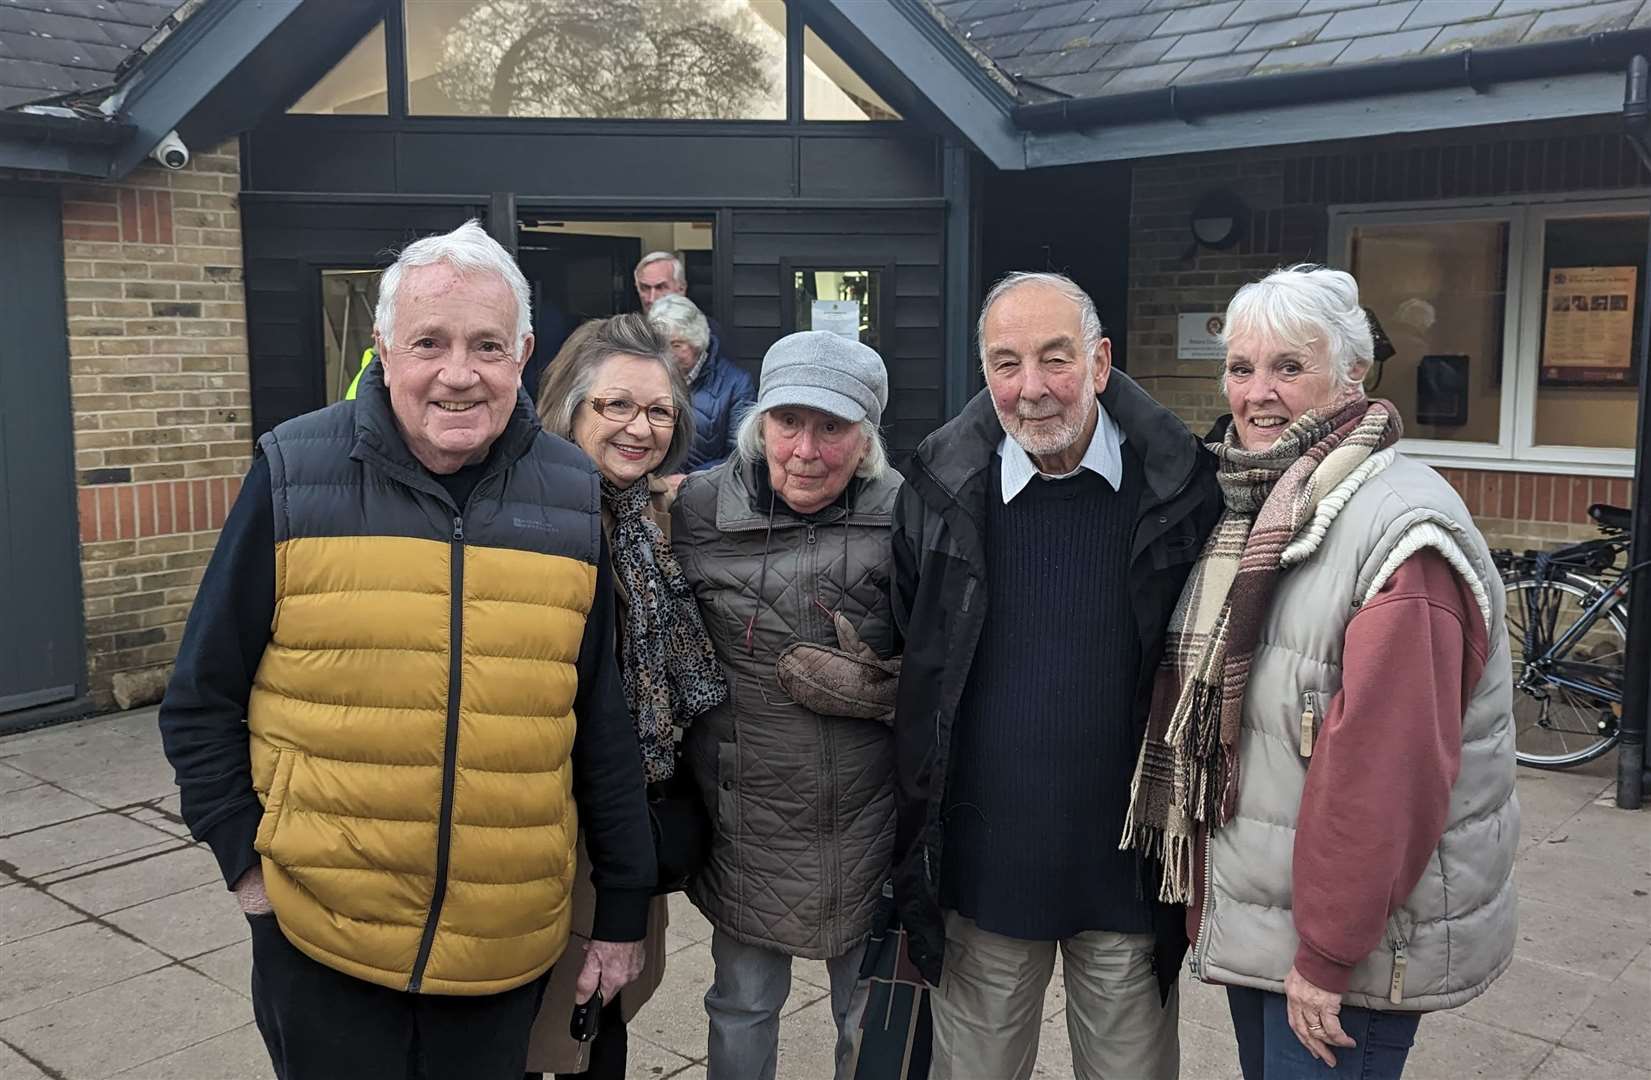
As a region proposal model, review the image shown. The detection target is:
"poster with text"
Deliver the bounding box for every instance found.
[1541,265,1637,385]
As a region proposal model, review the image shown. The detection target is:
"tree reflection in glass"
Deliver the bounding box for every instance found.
[408,0,787,119]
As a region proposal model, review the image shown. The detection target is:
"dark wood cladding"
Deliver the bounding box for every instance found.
[730,208,945,454]
[244,119,943,203]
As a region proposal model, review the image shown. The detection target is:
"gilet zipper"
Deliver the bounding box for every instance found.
[408,512,465,991]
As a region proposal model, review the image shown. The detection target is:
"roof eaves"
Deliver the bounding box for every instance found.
[1013,25,1651,131]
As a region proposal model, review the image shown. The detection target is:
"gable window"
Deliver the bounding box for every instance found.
[289,21,388,114]
[803,27,900,121]
[403,0,788,119]
[1333,196,1642,476]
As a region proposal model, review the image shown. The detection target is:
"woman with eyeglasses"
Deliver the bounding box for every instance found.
[525,314,729,1079]
[670,331,903,1080]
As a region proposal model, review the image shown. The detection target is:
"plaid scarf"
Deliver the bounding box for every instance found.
[1121,397,1401,901]
[602,477,727,783]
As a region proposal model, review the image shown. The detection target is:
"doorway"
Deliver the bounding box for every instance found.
[515,215,716,399]
[0,188,87,726]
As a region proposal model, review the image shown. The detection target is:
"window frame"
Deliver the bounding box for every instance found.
[1329,191,1646,478]
[370,1,904,127]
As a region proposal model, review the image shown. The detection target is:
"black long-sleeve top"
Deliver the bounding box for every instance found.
[157,454,654,941]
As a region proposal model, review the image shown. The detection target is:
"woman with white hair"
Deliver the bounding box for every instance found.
[1122,265,1517,1079]
[670,330,902,1080]
[647,293,755,477]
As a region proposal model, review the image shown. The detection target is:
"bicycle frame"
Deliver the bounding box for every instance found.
[1516,559,1637,705]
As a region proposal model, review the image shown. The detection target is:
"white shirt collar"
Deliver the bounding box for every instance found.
[998,401,1126,504]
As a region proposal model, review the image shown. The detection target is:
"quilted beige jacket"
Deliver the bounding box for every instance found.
[672,458,901,959]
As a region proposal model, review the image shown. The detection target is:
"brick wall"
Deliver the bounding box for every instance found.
[1125,118,1640,552]
[57,142,251,707]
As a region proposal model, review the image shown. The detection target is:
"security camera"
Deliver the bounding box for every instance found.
[151,130,189,171]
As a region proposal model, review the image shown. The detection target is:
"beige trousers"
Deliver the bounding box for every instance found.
[931,911,1179,1080]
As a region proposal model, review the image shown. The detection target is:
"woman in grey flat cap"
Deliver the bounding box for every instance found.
[670,330,904,1080]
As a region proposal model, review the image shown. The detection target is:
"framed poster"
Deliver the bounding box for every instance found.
[1540,265,1637,385]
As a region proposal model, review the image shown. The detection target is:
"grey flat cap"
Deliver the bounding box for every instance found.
[756,331,888,427]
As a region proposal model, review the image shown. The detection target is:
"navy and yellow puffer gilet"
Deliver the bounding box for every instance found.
[247,367,600,996]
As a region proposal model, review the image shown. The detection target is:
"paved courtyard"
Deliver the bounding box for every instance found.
[1,707,1647,1079]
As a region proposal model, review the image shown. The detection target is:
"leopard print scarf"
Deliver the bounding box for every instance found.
[602,477,728,782]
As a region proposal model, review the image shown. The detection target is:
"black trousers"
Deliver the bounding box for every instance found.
[247,914,550,1080]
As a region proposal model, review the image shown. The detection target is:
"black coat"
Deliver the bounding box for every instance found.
[887,373,1221,1001]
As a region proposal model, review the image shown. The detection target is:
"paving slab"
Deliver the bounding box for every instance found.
[1455,956,1610,1043]
[630,938,716,1062]
[1028,1007,1073,1078]
[45,842,220,916]
[1177,1019,1245,1080]
[111,1021,273,1080]
[0,812,174,878]
[624,1032,701,1079]
[0,886,85,946]
[0,922,169,1021]
[185,940,253,1000]
[0,728,154,785]
[1558,947,1651,1070]
[1515,841,1651,928]
[0,784,103,837]
[0,764,40,797]
[664,891,713,955]
[103,880,250,961]
[63,754,184,810]
[1513,895,1649,981]
[0,1038,49,1079]
[0,965,250,1080]
[1403,1009,1553,1079]
[773,993,844,1080]
[1530,1045,1651,1080]
[93,708,161,743]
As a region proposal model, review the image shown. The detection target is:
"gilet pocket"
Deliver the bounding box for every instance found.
[253,748,297,857]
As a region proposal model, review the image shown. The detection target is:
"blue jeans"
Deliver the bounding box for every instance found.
[1226,987,1421,1080]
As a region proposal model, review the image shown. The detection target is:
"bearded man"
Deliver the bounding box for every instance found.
[887,272,1221,1080]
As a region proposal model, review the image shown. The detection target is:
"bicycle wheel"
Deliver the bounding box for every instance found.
[1504,573,1627,769]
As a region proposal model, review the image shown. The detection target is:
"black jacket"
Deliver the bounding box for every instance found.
[888,373,1221,1000]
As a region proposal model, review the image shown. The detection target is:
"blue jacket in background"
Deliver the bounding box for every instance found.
[684,330,756,472]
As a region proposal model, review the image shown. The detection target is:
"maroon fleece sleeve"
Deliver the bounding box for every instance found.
[1291,548,1489,993]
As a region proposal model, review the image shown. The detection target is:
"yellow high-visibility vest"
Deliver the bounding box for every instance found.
[344,347,375,401]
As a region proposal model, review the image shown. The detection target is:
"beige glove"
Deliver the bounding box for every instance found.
[776,611,901,723]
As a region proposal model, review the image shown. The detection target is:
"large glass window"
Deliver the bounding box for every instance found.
[1350,220,1509,445]
[1533,213,1643,451]
[289,22,389,115]
[404,0,787,119]
[803,27,900,121]
[1334,198,1642,475]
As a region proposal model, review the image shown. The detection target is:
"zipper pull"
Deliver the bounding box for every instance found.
[1389,942,1408,1004]
[1300,700,1316,758]
[805,524,817,545]
[452,515,464,543]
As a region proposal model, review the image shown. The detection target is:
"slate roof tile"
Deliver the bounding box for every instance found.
[1427,12,1540,52]
[1318,1,1419,38]
[917,0,1651,104]
[1399,0,1500,29]
[1333,25,1439,63]
[1224,0,1310,25]
[1162,24,1253,60]
[1527,0,1643,38]
[1236,12,1332,49]
[0,0,185,110]
[1156,0,1244,34]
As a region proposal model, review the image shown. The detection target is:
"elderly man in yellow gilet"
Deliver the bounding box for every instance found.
[158,221,657,1080]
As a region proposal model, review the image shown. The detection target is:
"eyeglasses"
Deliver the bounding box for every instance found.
[588,397,681,428]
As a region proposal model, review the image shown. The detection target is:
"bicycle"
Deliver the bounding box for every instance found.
[1493,503,1639,770]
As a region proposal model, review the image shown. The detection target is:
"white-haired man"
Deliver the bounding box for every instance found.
[888,273,1222,1079]
[159,220,655,1079]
